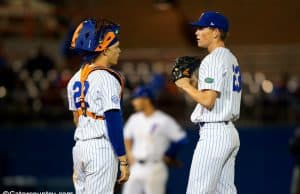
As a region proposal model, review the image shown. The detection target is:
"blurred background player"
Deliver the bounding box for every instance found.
[67,18,129,193]
[122,86,188,194]
[174,11,241,193]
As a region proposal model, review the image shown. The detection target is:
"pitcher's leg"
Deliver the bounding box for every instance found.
[186,126,236,194]
[215,147,239,194]
[186,140,223,194]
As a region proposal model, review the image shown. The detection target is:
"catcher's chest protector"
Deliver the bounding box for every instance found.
[77,64,125,120]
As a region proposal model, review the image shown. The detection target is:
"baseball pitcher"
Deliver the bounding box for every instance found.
[172,11,242,194]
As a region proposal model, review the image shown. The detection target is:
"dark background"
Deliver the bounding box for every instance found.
[0,0,299,193]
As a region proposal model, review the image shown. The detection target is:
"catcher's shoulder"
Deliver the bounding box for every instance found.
[90,69,122,83]
[67,70,81,88]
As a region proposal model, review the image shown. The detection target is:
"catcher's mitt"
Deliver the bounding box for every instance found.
[171,56,201,82]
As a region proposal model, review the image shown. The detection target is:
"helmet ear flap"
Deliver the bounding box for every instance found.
[94,32,116,52]
[97,19,120,44]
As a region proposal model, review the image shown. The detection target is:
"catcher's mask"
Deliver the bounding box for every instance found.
[70,18,120,53]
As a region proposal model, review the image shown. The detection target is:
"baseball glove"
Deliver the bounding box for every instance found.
[171,56,201,82]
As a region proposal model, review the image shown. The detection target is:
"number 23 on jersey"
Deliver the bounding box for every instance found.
[73,81,90,108]
[232,65,242,93]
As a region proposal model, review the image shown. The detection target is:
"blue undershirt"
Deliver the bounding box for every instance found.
[104,109,126,157]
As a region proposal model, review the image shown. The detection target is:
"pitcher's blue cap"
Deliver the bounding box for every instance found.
[131,86,154,101]
[191,11,229,32]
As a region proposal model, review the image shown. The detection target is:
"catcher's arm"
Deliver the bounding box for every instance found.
[73,111,79,127]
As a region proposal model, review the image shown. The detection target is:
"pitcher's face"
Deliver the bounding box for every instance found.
[195,27,216,48]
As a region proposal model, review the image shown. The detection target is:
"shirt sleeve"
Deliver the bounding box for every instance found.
[124,115,134,139]
[67,79,77,111]
[164,117,186,142]
[98,71,122,112]
[199,56,225,92]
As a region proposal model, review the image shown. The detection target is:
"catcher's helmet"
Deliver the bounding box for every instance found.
[71,18,120,53]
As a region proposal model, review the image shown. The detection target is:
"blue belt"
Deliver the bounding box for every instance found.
[199,121,229,127]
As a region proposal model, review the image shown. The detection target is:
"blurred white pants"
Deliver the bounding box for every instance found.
[122,160,168,194]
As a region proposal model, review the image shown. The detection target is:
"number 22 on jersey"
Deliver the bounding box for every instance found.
[232,65,242,93]
[73,81,90,108]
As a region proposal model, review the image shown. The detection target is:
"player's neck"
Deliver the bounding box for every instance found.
[207,40,225,53]
[143,106,156,117]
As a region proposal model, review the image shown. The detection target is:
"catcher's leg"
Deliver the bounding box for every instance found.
[145,162,168,194]
[186,125,235,194]
[84,139,118,194]
[72,142,85,194]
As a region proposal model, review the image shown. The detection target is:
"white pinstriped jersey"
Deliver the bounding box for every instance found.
[67,69,122,141]
[191,47,242,123]
[124,110,186,161]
